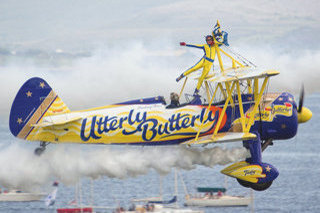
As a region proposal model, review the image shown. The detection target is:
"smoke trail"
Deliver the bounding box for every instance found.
[1,42,319,120]
[0,144,248,191]
[0,42,183,119]
[236,45,320,94]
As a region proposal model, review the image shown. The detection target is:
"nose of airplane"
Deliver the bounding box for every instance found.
[297,107,312,123]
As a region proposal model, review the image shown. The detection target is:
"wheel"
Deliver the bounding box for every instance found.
[34,147,45,156]
[250,181,273,191]
[237,178,252,188]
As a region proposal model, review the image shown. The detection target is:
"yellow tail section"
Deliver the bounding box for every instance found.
[44,96,70,116]
[9,77,71,140]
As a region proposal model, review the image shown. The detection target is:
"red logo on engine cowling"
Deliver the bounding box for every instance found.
[284,102,292,108]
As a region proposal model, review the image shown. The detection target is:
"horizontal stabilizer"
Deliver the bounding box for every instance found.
[183,132,257,145]
[32,116,82,128]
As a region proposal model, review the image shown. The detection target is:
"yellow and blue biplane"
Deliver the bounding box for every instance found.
[9,21,312,191]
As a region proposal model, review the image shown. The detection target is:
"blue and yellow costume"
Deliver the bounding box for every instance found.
[177,22,229,95]
[177,42,216,94]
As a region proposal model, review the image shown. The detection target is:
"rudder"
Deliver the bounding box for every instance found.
[9,77,70,139]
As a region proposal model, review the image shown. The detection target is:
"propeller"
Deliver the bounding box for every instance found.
[297,84,304,113]
[297,84,312,123]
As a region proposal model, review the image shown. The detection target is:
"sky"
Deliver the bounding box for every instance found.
[0,0,319,119]
[0,0,319,50]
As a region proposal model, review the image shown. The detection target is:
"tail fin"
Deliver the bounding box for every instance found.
[9,77,70,139]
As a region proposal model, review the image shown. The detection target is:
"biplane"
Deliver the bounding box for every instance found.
[9,21,312,191]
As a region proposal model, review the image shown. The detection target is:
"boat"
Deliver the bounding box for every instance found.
[184,187,252,207]
[122,195,204,213]
[56,180,93,213]
[56,207,93,213]
[56,180,113,213]
[57,205,114,213]
[120,170,204,213]
[0,189,46,202]
[121,203,203,213]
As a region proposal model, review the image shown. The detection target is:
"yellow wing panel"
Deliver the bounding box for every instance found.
[183,132,257,145]
[207,68,279,83]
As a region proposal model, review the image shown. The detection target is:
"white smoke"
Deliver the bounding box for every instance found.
[237,45,320,94]
[0,41,183,120]
[0,144,248,191]
[1,41,320,121]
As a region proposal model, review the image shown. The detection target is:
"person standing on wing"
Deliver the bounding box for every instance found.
[176,35,216,96]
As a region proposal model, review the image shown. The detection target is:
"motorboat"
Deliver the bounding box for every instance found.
[120,170,203,213]
[0,189,45,202]
[121,203,203,213]
[184,187,251,207]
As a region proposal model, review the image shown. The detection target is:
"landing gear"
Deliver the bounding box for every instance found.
[222,133,279,191]
[261,138,273,152]
[237,178,273,191]
[34,142,48,156]
[251,181,273,191]
[237,178,251,188]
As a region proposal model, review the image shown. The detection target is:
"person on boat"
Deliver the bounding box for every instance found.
[204,192,210,199]
[128,203,136,211]
[147,204,155,211]
[217,190,223,197]
[115,207,125,213]
[209,192,213,198]
[176,35,216,96]
[167,92,180,108]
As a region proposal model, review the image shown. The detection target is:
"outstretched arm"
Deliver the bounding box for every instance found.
[180,42,204,49]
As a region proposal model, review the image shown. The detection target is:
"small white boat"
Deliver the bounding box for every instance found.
[0,190,45,202]
[184,187,251,207]
[131,196,163,203]
[122,203,203,213]
[121,170,203,213]
[122,196,203,213]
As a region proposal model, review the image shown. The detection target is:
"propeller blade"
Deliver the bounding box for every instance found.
[298,84,304,113]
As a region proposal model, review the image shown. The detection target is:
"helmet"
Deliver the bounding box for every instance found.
[205,35,214,45]
[205,35,213,41]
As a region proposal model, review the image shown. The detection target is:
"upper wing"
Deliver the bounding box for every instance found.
[205,67,279,83]
[183,132,257,145]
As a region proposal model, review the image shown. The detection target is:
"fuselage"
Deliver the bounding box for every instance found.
[24,92,298,145]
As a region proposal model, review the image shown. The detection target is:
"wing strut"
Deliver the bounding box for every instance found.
[195,82,220,141]
[244,77,269,133]
[212,81,236,136]
[204,81,211,102]
[193,76,269,143]
[236,81,246,131]
[178,77,188,100]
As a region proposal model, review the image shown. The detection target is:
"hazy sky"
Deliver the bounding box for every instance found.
[0,0,319,119]
[0,0,319,50]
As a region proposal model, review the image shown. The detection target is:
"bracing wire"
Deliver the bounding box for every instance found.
[223,46,257,68]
